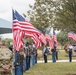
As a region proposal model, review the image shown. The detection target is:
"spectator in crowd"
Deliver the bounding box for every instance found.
[56,47,59,60]
[29,43,35,67]
[67,43,73,62]
[14,48,25,75]
[24,42,30,70]
[51,42,56,62]
[9,42,13,52]
[43,45,49,63]
[32,42,37,64]
[33,43,37,64]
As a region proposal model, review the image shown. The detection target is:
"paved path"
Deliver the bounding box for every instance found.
[37,60,76,63]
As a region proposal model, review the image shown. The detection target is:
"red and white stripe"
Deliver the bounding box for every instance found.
[13,20,40,35]
[13,19,42,50]
[52,35,58,46]
[25,32,41,48]
[39,33,46,46]
[12,23,24,51]
[45,34,54,49]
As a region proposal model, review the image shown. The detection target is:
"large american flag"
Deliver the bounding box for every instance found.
[12,10,25,51]
[24,32,41,48]
[12,10,42,50]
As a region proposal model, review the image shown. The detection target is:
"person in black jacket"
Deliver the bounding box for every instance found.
[51,42,56,62]
[43,45,49,63]
[67,43,73,62]
[24,42,31,70]
[14,48,24,75]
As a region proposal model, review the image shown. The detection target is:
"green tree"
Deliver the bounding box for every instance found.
[57,31,68,46]
[25,0,54,33]
[5,38,12,47]
[24,0,76,33]
[57,31,74,46]
[53,0,76,32]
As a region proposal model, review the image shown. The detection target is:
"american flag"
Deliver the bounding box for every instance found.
[68,32,76,42]
[73,34,76,42]
[13,10,40,35]
[12,10,24,51]
[12,10,42,50]
[24,32,41,48]
[68,31,74,38]
[39,33,46,46]
[33,33,41,48]
[52,30,58,46]
[45,30,54,49]
[37,29,46,46]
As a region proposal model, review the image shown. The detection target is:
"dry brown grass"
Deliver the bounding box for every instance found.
[37,50,43,59]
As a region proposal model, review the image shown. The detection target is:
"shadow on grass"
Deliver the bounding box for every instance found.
[66,74,76,75]
[65,55,76,57]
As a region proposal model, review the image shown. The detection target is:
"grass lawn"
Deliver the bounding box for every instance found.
[40,50,76,60]
[24,62,76,75]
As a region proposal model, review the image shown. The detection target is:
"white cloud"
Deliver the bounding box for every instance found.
[0,0,11,13]
[0,0,34,38]
[0,10,12,22]
[0,0,12,21]
[12,0,34,16]
[0,0,34,22]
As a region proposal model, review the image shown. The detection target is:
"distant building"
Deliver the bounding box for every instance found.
[0,18,12,34]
